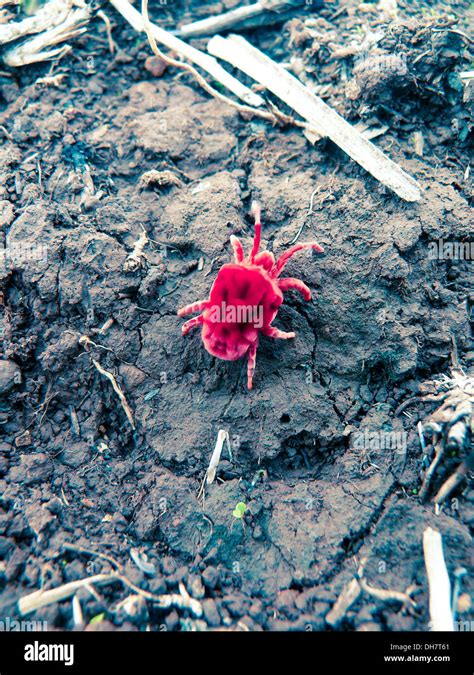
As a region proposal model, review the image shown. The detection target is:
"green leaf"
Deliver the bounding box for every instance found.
[232,502,247,519]
[89,613,105,626]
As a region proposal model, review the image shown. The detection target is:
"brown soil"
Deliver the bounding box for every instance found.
[0,0,472,631]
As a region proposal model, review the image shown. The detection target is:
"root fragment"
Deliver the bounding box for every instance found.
[123,228,149,273]
[326,557,418,628]
[418,370,473,503]
[357,577,417,609]
[91,359,135,430]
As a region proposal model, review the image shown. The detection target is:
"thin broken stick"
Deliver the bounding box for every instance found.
[21,543,203,618]
[140,0,295,128]
[97,9,116,55]
[355,556,417,609]
[325,577,361,628]
[177,0,310,38]
[198,429,232,500]
[206,429,232,485]
[208,35,422,202]
[423,527,454,631]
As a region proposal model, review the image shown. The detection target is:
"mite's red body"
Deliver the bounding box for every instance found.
[178,203,324,389]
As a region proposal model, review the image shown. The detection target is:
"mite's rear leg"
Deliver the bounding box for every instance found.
[182,314,204,335]
[247,340,258,389]
[278,277,312,301]
[178,300,208,318]
[230,235,244,263]
[262,326,295,339]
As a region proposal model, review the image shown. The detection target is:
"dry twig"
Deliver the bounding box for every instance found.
[326,577,361,628]
[198,429,232,500]
[177,0,311,38]
[208,34,422,201]
[19,573,121,615]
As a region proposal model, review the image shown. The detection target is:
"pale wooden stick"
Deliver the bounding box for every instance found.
[423,527,454,631]
[178,0,306,38]
[19,573,120,615]
[326,577,361,628]
[197,429,232,500]
[326,557,366,628]
[208,35,422,202]
[179,2,265,38]
[108,0,264,107]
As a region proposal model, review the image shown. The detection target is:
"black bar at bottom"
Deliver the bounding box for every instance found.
[0,630,471,674]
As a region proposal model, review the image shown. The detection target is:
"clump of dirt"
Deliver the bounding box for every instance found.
[0,0,472,631]
[287,10,472,148]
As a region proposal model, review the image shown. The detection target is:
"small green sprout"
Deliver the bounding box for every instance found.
[89,613,105,626]
[232,502,247,519]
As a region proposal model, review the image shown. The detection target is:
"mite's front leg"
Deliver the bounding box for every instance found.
[178,300,208,317]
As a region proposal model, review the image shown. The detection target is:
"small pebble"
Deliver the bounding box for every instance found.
[145,55,168,78]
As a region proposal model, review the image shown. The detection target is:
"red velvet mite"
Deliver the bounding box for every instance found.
[178,202,324,389]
